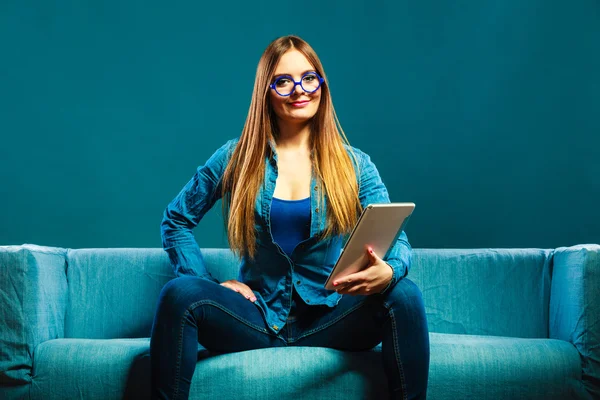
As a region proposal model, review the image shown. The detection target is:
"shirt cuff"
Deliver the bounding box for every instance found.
[165,245,219,283]
[380,259,407,294]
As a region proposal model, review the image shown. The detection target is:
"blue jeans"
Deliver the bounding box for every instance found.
[150,276,430,399]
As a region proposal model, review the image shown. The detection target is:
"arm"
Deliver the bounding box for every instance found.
[356,151,412,291]
[334,150,412,295]
[0,245,67,391]
[549,244,600,398]
[161,139,236,279]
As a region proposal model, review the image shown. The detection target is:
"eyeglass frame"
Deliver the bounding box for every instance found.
[269,71,325,97]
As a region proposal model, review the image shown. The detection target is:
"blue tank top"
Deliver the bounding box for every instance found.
[270,197,311,256]
[270,197,312,317]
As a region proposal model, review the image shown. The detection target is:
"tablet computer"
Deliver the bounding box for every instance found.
[324,202,415,290]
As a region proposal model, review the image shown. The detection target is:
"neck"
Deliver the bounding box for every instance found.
[275,119,311,151]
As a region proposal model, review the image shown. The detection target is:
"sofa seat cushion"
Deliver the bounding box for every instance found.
[31,338,150,400]
[428,333,586,399]
[30,338,387,399]
[31,333,585,400]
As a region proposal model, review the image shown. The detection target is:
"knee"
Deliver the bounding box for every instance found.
[156,276,211,315]
[383,278,425,311]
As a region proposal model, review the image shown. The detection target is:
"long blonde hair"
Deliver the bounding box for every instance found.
[222,35,361,259]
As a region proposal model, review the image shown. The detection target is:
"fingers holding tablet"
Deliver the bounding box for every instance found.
[333,248,393,295]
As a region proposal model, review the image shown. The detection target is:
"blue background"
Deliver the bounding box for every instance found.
[1,1,598,249]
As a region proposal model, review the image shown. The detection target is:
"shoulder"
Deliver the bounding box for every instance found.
[207,138,239,162]
[342,144,373,170]
[221,137,240,154]
[198,138,240,177]
[341,144,384,187]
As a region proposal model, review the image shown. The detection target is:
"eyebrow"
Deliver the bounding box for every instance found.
[272,69,316,79]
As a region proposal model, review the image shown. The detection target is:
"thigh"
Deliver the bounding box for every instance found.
[291,293,387,350]
[157,276,283,352]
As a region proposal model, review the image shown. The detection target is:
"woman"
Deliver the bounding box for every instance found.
[151,35,430,400]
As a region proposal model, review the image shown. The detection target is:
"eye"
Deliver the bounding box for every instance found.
[303,75,316,82]
[274,76,292,87]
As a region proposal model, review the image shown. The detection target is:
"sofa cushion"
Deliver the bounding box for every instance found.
[31,338,151,400]
[31,338,387,399]
[64,248,241,339]
[0,244,67,388]
[429,333,586,399]
[410,248,552,338]
[30,333,585,400]
[65,248,172,339]
[64,247,554,341]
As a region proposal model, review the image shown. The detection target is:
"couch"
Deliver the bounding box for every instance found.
[1,243,598,399]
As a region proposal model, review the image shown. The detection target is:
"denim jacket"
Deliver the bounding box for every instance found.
[161,138,412,334]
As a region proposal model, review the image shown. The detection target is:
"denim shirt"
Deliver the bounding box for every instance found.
[161,138,412,334]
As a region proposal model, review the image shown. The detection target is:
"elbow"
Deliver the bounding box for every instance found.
[160,207,183,249]
[160,209,171,249]
[160,206,196,250]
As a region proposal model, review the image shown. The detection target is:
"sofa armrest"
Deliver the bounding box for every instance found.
[0,244,67,390]
[550,244,600,399]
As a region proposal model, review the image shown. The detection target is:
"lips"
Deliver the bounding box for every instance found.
[290,100,310,107]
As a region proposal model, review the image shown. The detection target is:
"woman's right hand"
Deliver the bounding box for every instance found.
[220,280,257,302]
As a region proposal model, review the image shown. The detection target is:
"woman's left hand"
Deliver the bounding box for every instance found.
[333,247,393,295]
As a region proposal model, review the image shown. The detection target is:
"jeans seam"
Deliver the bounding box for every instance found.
[171,299,276,398]
[189,299,273,334]
[384,300,407,400]
[173,309,187,400]
[289,299,368,343]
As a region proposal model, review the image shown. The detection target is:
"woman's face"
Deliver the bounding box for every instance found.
[269,49,322,126]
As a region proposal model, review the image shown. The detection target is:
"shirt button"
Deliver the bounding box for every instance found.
[314,185,318,191]
[296,280,301,285]
[315,208,320,213]
[306,299,310,304]
[273,325,279,331]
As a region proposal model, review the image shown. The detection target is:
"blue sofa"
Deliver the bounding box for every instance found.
[1,244,598,399]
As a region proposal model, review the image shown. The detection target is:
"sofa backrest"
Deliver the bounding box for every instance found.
[410,248,552,338]
[64,248,239,339]
[62,247,552,340]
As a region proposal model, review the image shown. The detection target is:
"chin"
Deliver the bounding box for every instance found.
[291,108,318,119]
[286,114,316,124]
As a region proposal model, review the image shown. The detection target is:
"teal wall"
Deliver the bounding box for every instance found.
[1,1,598,249]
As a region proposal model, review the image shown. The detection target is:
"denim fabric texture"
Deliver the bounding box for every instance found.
[407,248,553,338]
[26,333,588,400]
[160,138,412,335]
[156,139,421,399]
[1,245,599,399]
[550,245,600,398]
[0,245,67,392]
[150,274,429,399]
[64,248,174,339]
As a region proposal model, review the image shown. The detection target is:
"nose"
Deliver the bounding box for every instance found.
[292,82,306,96]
